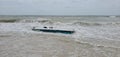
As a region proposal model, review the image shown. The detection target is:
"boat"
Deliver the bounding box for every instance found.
[32,26,75,34]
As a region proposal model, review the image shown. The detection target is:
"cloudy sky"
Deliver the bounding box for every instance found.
[0,0,120,15]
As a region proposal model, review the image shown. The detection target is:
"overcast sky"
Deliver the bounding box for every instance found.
[0,0,120,15]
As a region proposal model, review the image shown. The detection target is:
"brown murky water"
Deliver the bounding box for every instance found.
[0,16,120,57]
[0,32,120,57]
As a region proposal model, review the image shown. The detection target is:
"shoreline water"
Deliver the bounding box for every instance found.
[0,31,120,57]
[0,16,120,57]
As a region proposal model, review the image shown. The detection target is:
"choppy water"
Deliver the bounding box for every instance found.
[0,16,120,47]
[46,16,120,48]
[0,16,120,57]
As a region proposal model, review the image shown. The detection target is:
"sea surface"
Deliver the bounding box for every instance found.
[0,15,120,57]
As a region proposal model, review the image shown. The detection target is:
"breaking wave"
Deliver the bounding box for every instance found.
[71,21,120,26]
[17,19,120,26]
[17,19,54,24]
[72,21,102,26]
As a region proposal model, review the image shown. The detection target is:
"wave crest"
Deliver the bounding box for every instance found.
[17,19,120,26]
[72,21,120,26]
[18,19,54,24]
[72,21,102,26]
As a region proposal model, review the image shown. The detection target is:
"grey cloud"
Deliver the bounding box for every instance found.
[0,0,120,15]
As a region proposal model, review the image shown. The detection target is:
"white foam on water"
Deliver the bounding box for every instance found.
[1,17,120,48]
